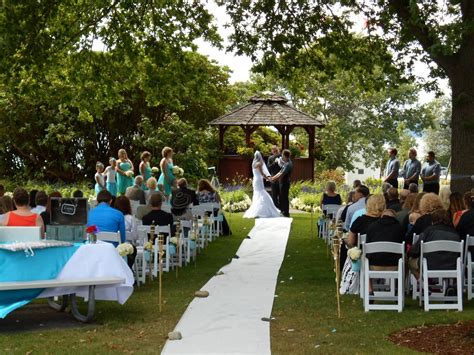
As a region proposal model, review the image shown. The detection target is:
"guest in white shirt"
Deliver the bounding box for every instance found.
[31,191,47,214]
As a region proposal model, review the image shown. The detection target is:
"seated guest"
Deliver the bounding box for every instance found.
[386,187,402,212]
[344,185,370,232]
[196,179,221,204]
[456,192,474,259]
[1,188,45,236]
[171,189,193,222]
[348,194,385,247]
[145,177,162,204]
[337,191,355,223]
[454,192,473,228]
[40,191,62,228]
[29,189,38,208]
[73,190,84,198]
[409,183,419,193]
[410,193,445,243]
[448,192,465,226]
[397,192,417,231]
[320,181,342,216]
[31,191,48,214]
[409,209,461,280]
[366,209,404,292]
[0,195,14,224]
[404,192,426,240]
[177,178,199,205]
[114,195,138,240]
[126,176,146,205]
[353,180,362,189]
[382,182,392,202]
[142,193,175,239]
[113,195,138,268]
[87,190,125,245]
[399,189,410,205]
[439,185,451,210]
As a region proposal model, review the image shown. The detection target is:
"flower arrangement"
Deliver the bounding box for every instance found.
[290,197,322,213]
[151,166,160,176]
[116,243,134,257]
[86,225,99,243]
[144,241,153,251]
[125,170,134,178]
[221,193,252,212]
[169,237,178,245]
[347,247,362,261]
[172,166,184,177]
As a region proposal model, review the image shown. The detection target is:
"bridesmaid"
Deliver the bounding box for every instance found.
[139,151,152,190]
[158,147,175,199]
[116,148,134,196]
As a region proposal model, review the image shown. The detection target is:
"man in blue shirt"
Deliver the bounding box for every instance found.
[345,185,370,231]
[87,190,126,244]
[421,151,441,194]
[384,148,400,189]
[401,148,421,189]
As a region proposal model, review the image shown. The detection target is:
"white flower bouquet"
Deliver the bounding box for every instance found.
[347,247,362,261]
[116,242,134,257]
[144,241,154,252]
[172,166,184,177]
[170,237,178,245]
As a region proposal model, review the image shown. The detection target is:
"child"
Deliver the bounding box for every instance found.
[94,162,106,196]
[104,157,118,197]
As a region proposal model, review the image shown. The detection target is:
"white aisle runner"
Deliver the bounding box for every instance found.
[162,217,293,355]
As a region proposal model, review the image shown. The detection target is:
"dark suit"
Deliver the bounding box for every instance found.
[267,154,281,208]
[179,186,199,205]
[279,159,293,217]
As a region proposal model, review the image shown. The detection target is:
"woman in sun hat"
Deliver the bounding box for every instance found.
[170,189,193,222]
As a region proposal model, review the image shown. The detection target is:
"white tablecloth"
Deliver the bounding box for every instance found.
[38,242,134,304]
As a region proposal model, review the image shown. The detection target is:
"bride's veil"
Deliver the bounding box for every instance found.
[253,150,271,177]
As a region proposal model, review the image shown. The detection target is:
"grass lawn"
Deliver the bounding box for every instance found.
[1,213,473,354]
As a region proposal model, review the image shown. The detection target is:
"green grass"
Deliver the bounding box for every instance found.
[1,213,473,354]
[271,213,474,354]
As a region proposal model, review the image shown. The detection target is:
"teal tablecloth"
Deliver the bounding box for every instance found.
[0,244,81,318]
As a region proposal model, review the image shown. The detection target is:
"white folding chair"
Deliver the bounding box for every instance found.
[0,226,42,242]
[465,235,474,300]
[153,225,173,276]
[322,205,341,243]
[410,234,421,300]
[130,200,141,217]
[358,234,367,299]
[420,240,464,311]
[363,241,405,312]
[179,220,196,264]
[96,231,121,243]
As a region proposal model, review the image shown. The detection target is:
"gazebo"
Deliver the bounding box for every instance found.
[210,93,325,182]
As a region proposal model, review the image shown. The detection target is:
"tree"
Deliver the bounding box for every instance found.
[0,1,234,181]
[220,1,474,192]
[424,97,452,167]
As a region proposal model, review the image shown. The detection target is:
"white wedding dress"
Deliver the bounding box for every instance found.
[244,152,280,219]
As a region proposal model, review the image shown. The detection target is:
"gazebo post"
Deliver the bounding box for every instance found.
[219,125,227,152]
[307,126,315,182]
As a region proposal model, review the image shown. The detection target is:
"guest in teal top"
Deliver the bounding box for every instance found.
[139,151,153,190]
[116,148,134,195]
[158,146,175,199]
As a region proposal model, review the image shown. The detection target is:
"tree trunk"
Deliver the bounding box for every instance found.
[450,67,474,193]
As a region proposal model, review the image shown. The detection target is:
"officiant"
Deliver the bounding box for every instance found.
[267,145,282,209]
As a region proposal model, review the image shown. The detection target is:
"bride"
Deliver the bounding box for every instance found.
[244,151,280,218]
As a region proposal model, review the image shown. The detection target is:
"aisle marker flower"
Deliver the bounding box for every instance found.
[116,243,134,256]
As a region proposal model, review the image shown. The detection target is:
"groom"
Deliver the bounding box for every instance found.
[269,149,293,217]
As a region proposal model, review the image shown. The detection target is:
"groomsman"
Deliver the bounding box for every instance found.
[401,148,421,189]
[270,149,293,217]
[421,151,441,194]
[384,148,400,189]
[267,145,282,208]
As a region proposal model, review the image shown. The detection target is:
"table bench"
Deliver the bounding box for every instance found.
[0,277,125,323]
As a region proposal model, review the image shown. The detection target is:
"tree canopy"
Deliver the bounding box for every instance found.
[220,0,474,191]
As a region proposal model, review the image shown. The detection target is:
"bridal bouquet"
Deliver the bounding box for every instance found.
[172,166,184,177]
[116,243,134,257]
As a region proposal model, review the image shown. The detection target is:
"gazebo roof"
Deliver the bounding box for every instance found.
[210,92,325,127]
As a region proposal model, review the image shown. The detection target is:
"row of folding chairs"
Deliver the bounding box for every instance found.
[358,235,474,312]
[319,204,341,244]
